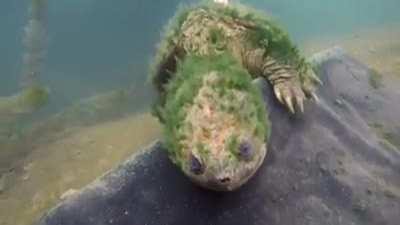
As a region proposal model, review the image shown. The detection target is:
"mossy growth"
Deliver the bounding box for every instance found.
[149,4,193,90]
[227,134,240,157]
[209,26,226,50]
[0,86,48,117]
[201,1,312,75]
[150,0,314,98]
[162,53,269,166]
[20,86,49,110]
[196,142,210,160]
[368,67,383,89]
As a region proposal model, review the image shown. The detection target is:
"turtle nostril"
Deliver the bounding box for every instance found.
[219,177,231,183]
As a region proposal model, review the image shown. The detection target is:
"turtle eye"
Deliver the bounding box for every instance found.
[238,141,254,161]
[190,154,204,175]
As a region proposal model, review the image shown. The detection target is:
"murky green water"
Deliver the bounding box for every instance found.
[0,1,399,225]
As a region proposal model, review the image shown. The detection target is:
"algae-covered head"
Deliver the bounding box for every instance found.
[162,55,270,191]
[181,75,268,191]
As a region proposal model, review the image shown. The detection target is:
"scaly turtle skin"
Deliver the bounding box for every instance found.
[150,2,320,191]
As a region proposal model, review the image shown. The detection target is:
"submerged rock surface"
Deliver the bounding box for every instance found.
[36,48,400,225]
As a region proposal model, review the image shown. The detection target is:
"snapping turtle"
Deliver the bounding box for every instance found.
[150,1,320,191]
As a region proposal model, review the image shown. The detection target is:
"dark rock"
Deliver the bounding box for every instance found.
[35,48,400,225]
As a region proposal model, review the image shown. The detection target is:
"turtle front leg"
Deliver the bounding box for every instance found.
[243,49,309,113]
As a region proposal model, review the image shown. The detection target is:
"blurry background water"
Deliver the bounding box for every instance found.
[2,0,399,103]
[0,0,399,225]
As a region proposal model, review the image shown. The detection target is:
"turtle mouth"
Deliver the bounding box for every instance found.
[219,177,231,183]
[187,161,262,191]
[201,172,252,191]
[184,142,267,191]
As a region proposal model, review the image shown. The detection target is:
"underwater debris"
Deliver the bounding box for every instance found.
[20,0,48,88]
[20,86,49,110]
[368,67,383,89]
[0,86,49,118]
[0,0,49,123]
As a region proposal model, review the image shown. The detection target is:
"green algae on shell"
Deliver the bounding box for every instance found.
[150,1,315,93]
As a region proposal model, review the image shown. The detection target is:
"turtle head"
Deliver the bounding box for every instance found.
[172,72,268,191]
[163,55,269,191]
[184,135,267,191]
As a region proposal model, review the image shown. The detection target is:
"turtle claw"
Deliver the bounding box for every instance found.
[273,78,306,114]
[296,96,304,113]
[315,76,323,86]
[274,85,284,104]
[310,71,323,86]
[285,96,295,114]
[311,92,320,103]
